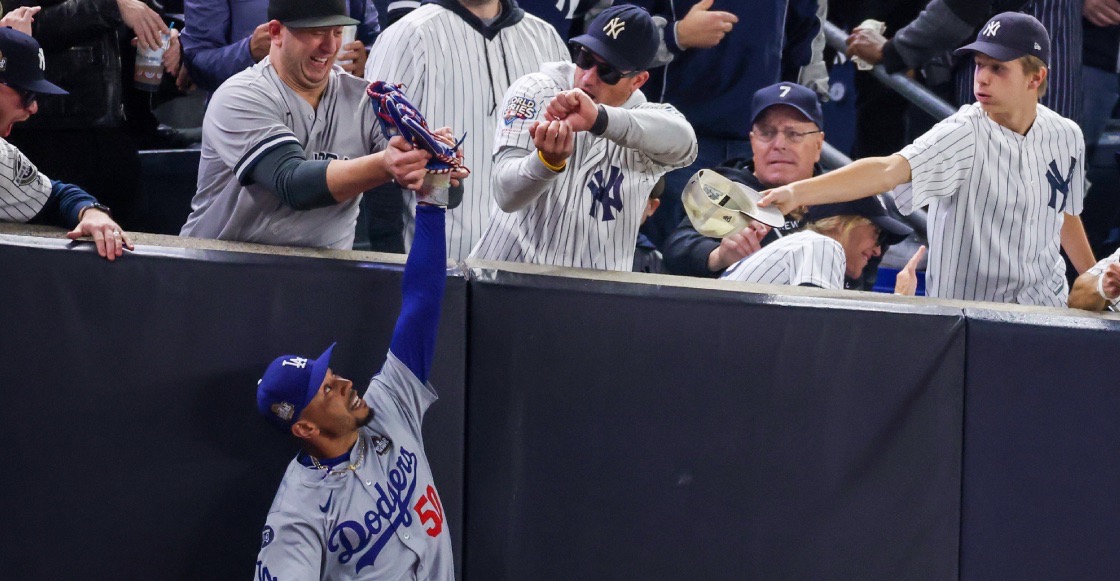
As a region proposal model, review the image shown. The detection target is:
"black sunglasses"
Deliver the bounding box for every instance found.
[1,81,37,108]
[574,47,640,85]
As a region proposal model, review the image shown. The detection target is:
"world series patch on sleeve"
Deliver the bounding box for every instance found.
[503,96,537,126]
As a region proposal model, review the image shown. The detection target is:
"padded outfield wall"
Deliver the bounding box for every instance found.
[2,226,1118,579]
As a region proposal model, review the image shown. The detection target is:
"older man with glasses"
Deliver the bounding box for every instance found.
[470,4,697,271]
[662,82,828,278]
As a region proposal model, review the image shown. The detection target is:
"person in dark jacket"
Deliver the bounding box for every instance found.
[6,0,174,231]
[633,0,821,251]
[663,82,822,278]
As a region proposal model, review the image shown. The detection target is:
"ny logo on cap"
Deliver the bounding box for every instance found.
[982,21,1001,37]
[37,48,44,71]
[603,17,626,39]
[1034,42,1041,50]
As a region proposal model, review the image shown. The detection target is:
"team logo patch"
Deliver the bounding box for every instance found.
[603,17,626,39]
[503,97,536,126]
[982,21,1001,37]
[261,525,275,548]
[587,165,625,221]
[271,402,295,422]
[0,48,6,72]
[13,155,37,187]
[373,435,392,455]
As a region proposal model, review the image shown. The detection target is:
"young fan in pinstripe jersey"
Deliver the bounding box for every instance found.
[469,5,697,271]
[762,12,1095,307]
[365,0,568,261]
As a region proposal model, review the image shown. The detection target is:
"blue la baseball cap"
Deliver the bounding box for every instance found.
[805,197,912,246]
[955,12,1050,66]
[0,27,67,95]
[257,343,335,431]
[570,4,660,72]
[750,83,824,130]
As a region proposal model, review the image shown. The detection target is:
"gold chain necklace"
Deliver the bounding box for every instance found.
[309,437,367,475]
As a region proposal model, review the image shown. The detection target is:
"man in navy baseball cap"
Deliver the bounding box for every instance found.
[568,4,660,106]
[750,82,825,130]
[0,26,67,110]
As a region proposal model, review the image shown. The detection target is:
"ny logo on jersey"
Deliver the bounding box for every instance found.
[603,17,626,39]
[982,20,1001,37]
[555,0,579,19]
[588,166,624,221]
[1045,157,1077,211]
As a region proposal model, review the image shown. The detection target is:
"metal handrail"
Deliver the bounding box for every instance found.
[821,21,957,120]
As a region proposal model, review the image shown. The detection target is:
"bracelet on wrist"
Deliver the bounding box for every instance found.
[537,149,567,172]
[1096,272,1120,304]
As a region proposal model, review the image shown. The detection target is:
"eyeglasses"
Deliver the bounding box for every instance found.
[574,47,640,85]
[0,81,37,108]
[751,126,822,144]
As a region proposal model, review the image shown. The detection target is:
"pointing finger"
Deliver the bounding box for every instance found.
[906,245,927,271]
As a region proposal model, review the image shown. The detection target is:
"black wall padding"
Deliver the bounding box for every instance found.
[0,237,466,580]
[960,309,1120,580]
[465,270,966,580]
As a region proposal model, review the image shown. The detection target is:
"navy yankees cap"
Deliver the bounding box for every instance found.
[257,343,335,431]
[955,12,1050,66]
[804,197,912,246]
[751,83,823,130]
[0,28,66,96]
[570,4,660,72]
[268,0,359,28]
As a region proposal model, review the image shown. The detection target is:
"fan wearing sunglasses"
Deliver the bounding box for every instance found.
[0,27,133,261]
[470,4,698,272]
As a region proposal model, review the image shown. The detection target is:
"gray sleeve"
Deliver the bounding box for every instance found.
[600,103,698,168]
[889,0,977,71]
[246,142,336,211]
[491,145,564,212]
[254,512,323,579]
[797,0,830,100]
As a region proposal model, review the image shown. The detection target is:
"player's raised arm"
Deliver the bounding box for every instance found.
[758,153,913,215]
[388,203,447,384]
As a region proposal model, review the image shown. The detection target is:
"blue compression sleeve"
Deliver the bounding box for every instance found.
[389,205,447,383]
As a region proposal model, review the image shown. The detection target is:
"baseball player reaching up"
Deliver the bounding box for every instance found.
[760,12,1095,307]
[254,201,453,579]
[469,4,698,271]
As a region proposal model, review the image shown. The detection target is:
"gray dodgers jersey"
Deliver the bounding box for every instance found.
[255,353,453,580]
[0,137,53,223]
[721,230,846,290]
[182,58,386,249]
[470,61,697,271]
[365,4,568,260]
[894,103,1085,306]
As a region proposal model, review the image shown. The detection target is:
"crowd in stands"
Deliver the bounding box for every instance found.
[4,0,1120,312]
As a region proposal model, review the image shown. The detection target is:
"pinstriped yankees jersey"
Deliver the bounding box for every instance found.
[181,58,385,249]
[1088,247,1120,277]
[469,61,697,271]
[720,230,846,290]
[0,137,52,223]
[365,3,568,260]
[893,103,1084,306]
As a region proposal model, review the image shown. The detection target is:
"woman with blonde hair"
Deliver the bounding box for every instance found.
[721,197,919,293]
